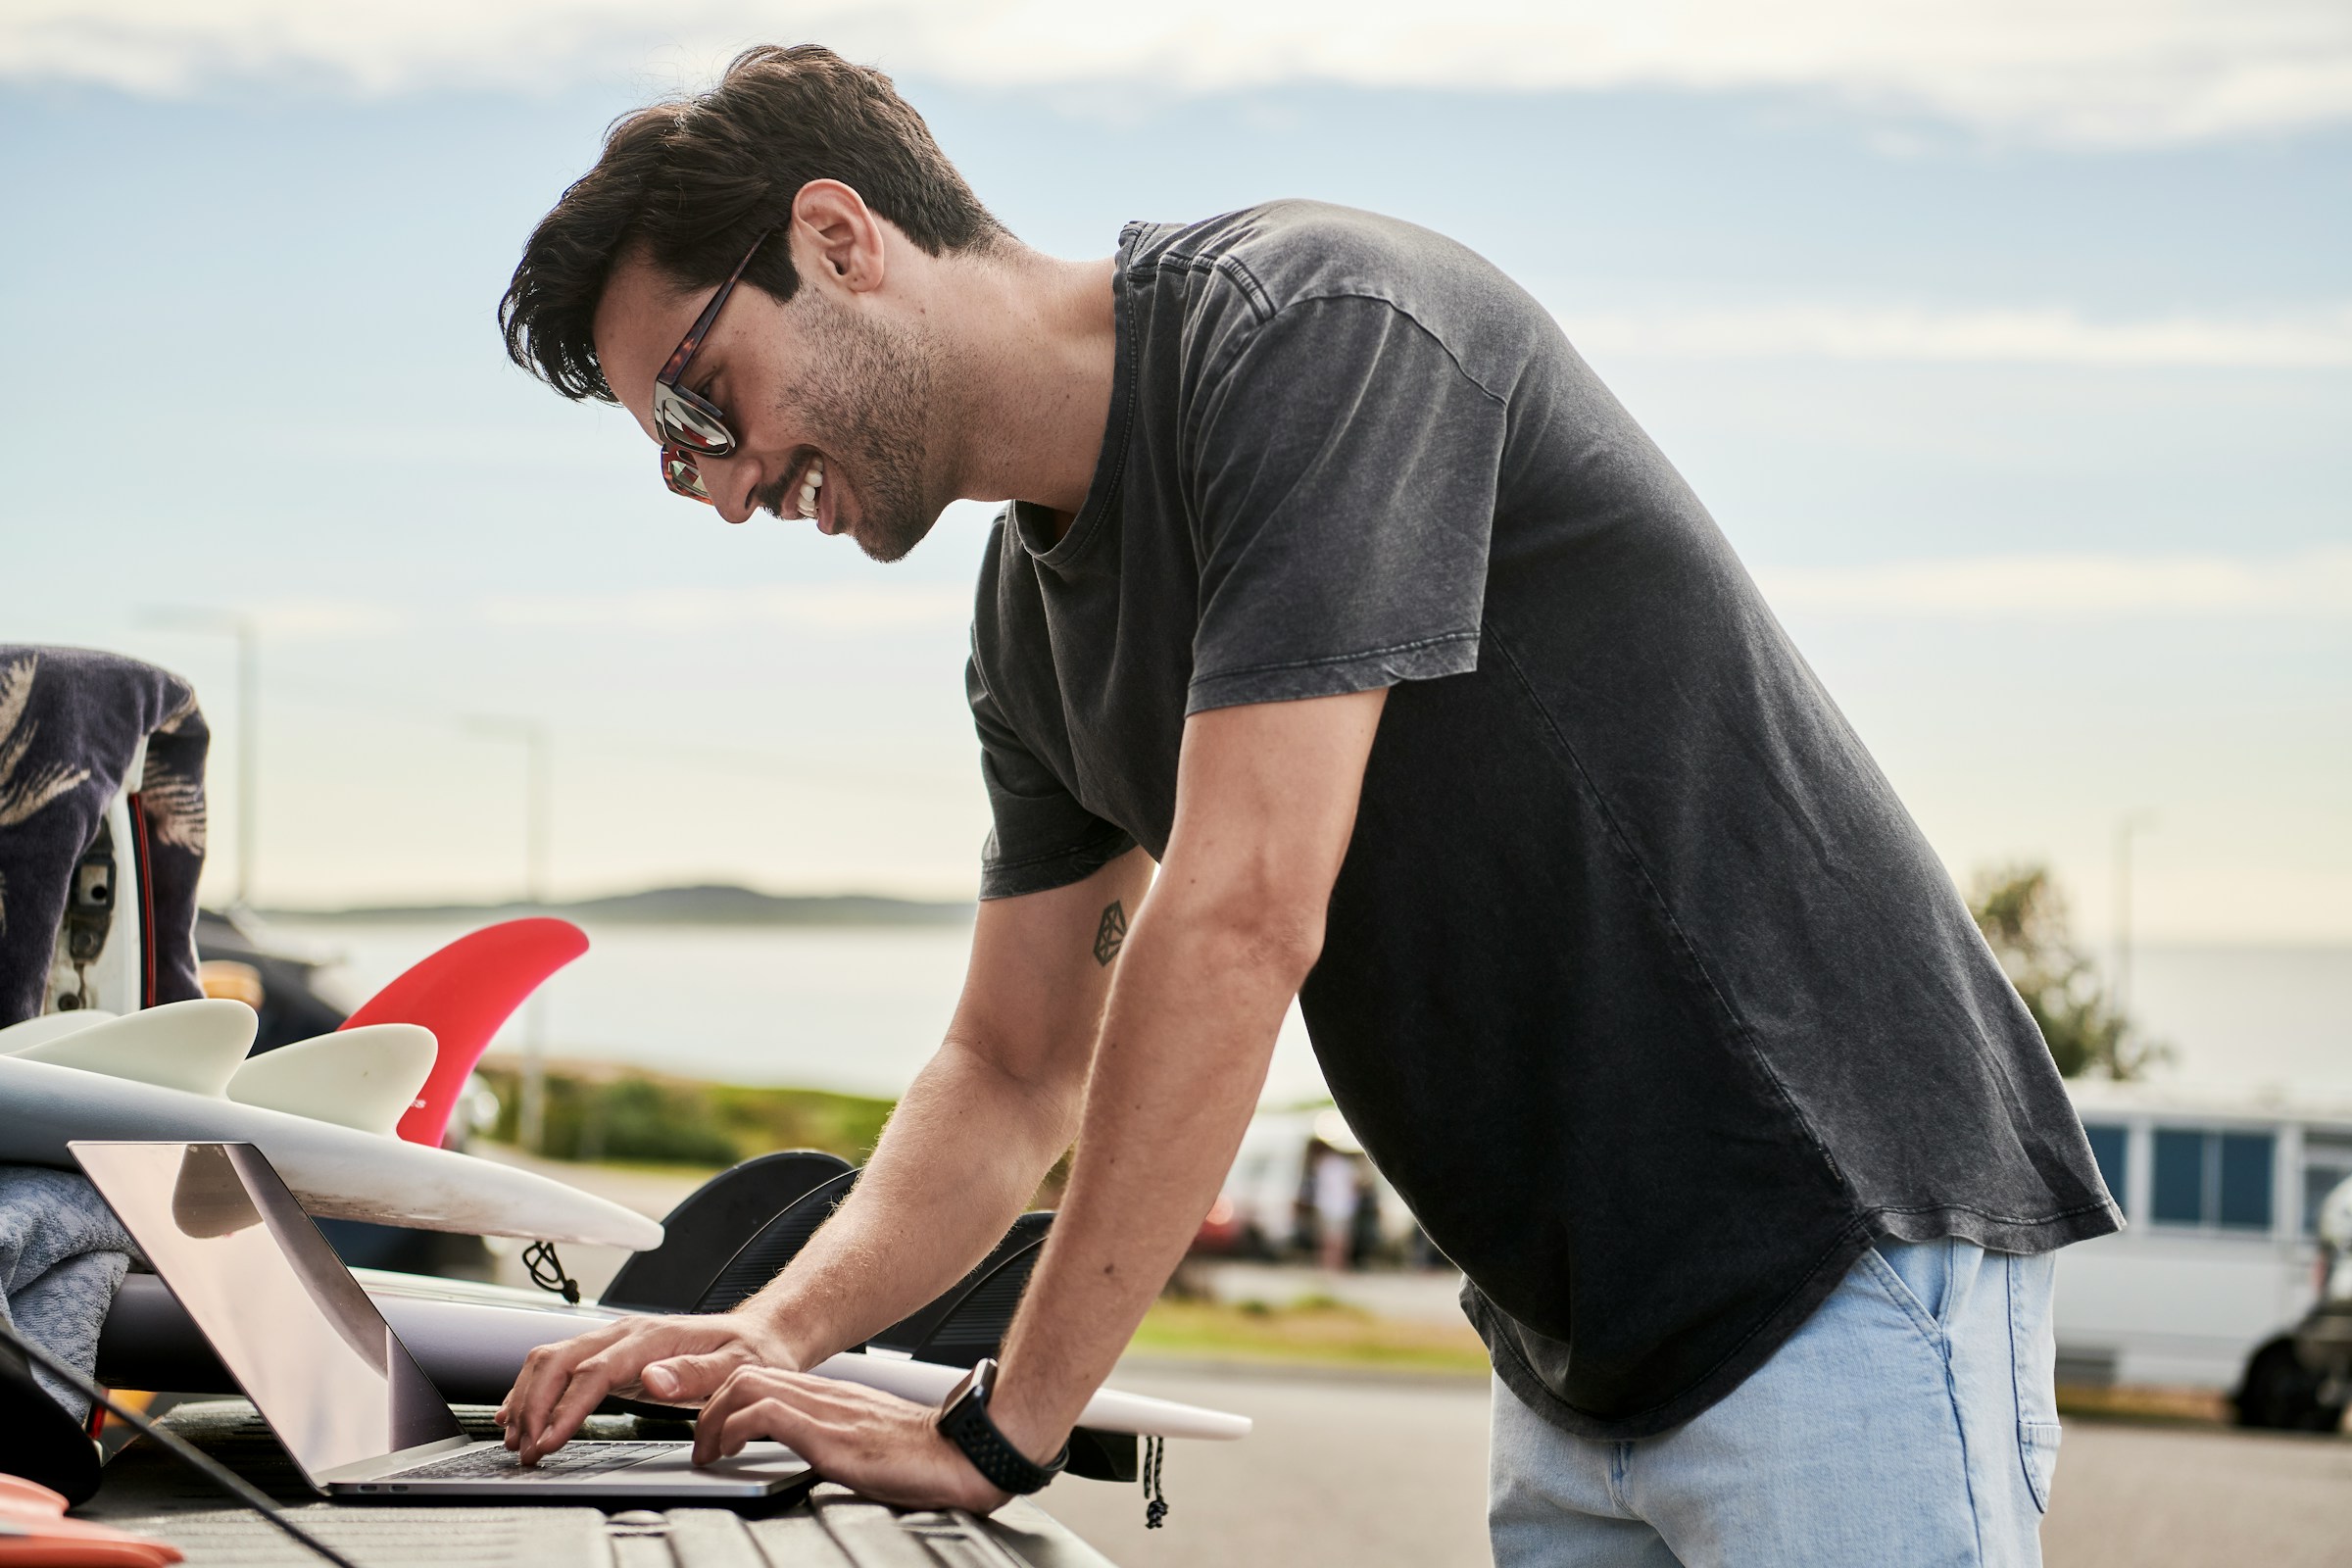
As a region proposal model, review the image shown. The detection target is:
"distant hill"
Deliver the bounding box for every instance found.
[263,882,974,927]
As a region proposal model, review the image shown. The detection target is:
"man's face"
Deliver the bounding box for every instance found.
[594,245,943,563]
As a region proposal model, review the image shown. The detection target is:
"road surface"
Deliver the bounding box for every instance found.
[1049,1361,2352,1567]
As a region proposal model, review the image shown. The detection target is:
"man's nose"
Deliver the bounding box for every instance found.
[708,456,759,526]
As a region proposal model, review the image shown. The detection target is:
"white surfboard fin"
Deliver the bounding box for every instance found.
[0,1011,119,1052]
[225,1024,438,1136]
[7,999,256,1098]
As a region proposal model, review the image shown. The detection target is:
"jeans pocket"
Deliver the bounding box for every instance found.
[2017,1419,2062,1513]
[2008,1250,2063,1514]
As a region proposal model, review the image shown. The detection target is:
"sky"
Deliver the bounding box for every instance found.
[0,1,2345,944]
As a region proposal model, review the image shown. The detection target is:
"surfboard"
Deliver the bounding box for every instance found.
[0,1009,118,1051]
[223,1023,437,1134]
[7,1003,437,1135]
[0,1054,662,1249]
[98,1273,1251,1441]
[5,1000,256,1098]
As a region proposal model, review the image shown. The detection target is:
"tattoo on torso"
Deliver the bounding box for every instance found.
[1093,900,1128,966]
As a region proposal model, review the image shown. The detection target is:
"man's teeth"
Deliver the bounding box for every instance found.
[796,459,826,519]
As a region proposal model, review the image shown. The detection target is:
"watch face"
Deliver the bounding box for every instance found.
[942,1355,996,1414]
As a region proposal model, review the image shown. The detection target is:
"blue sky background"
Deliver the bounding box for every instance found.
[0,7,2345,942]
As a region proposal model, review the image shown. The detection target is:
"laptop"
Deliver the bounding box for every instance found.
[74,1140,815,1502]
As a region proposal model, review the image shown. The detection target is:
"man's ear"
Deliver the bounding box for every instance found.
[790,179,887,295]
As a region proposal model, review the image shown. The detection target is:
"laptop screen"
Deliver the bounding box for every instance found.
[75,1141,463,1480]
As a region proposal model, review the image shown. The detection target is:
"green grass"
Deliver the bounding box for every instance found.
[2054,1383,2231,1427]
[1132,1296,1492,1376]
[475,1060,894,1167]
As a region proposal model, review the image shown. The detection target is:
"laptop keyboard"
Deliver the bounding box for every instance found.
[388,1441,674,1482]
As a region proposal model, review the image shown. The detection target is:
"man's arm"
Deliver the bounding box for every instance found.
[500,847,1153,1463]
[689,688,1387,1505]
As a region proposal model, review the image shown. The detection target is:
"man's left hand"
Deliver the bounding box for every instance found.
[692,1366,1017,1513]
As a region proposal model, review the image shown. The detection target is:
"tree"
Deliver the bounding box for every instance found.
[1968,863,2163,1080]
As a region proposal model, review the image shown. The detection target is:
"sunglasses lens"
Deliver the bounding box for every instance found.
[662,447,711,503]
[653,382,735,456]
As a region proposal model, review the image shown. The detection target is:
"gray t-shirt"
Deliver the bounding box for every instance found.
[966,201,2119,1438]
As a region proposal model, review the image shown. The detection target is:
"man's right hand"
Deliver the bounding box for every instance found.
[496,1311,796,1465]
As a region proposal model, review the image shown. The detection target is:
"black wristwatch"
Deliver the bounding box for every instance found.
[936,1357,1068,1495]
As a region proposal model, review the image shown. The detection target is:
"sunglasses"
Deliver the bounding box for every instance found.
[654,229,773,504]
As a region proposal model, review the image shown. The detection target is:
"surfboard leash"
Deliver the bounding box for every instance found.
[520,1239,582,1304]
[1142,1433,1168,1528]
[0,1316,366,1568]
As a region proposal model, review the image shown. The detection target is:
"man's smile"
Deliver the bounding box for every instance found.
[760,449,843,535]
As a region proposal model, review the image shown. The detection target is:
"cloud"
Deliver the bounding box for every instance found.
[473,582,973,633]
[4,0,2348,147]
[1566,303,2352,368]
[1756,548,2352,618]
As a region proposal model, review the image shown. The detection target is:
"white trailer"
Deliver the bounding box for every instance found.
[2056,1079,2352,1422]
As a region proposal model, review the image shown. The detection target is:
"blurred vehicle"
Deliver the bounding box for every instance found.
[1194,1106,1420,1263]
[2058,1080,2352,1430]
[195,906,358,1052]
[2277,1173,2352,1430]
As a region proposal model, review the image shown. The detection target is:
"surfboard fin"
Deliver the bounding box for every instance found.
[609,1154,1059,1372]
[866,1210,1054,1366]
[600,1151,855,1312]
[336,918,589,1147]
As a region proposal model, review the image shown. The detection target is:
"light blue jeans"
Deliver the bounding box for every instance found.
[1490,1239,2061,1567]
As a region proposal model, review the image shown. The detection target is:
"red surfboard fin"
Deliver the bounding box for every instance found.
[339,918,589,1147]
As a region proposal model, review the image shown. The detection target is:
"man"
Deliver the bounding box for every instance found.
[495,44,2117,1564]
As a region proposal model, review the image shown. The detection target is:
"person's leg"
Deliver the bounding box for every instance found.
[1625,1238,2058,1568]
[1489,1374,1685,1568]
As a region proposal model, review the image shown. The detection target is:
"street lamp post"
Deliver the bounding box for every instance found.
[2113,808,2159,1030]
[465,716,554,1151]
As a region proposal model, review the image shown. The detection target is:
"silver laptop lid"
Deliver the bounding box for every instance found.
[74,1141,465,1483]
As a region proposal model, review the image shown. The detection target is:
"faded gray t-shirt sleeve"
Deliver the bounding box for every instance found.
[1185,294,1503,714]
[968,652,1138,900]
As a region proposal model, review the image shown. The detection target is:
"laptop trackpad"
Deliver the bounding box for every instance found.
[632,1441,807,1482]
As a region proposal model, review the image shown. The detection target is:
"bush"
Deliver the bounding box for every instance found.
[476,1060,894,1167]
[1968,863,2164,1080]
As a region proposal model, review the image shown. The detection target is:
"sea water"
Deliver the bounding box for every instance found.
[268,919,2350,1106]
[268,917,1334,1103]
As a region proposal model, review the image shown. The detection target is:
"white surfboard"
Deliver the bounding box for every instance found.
[6,1000,256,1098]
[101,1273,1251,1441]
[0,1054,661,1249]
[13,1002,436,1136]
[225,1023,438,1135]
[0,1010,119,1051]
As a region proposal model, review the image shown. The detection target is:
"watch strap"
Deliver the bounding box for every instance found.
[937,1358,1067,1495]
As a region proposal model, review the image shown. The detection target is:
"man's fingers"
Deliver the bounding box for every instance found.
[642,1349,740,1403]
[691,1366,806,1464]
[690,1368,758,1465]
[524,1348,639,1464]
[501,1315,799,1464]
[714,1396,804,1463]
[502,1324,626,1451]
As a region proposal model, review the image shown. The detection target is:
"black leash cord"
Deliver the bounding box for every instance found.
[520,1239,581,1304]
[1142,1434,1168,1529]
[0,1316,366,1568]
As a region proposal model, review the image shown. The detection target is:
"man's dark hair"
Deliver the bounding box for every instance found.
[500,43,1007,402]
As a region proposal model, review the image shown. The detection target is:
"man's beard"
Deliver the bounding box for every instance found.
[784,290,941,564]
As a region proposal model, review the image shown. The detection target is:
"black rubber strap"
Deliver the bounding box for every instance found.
[936,1358,1066,1495]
